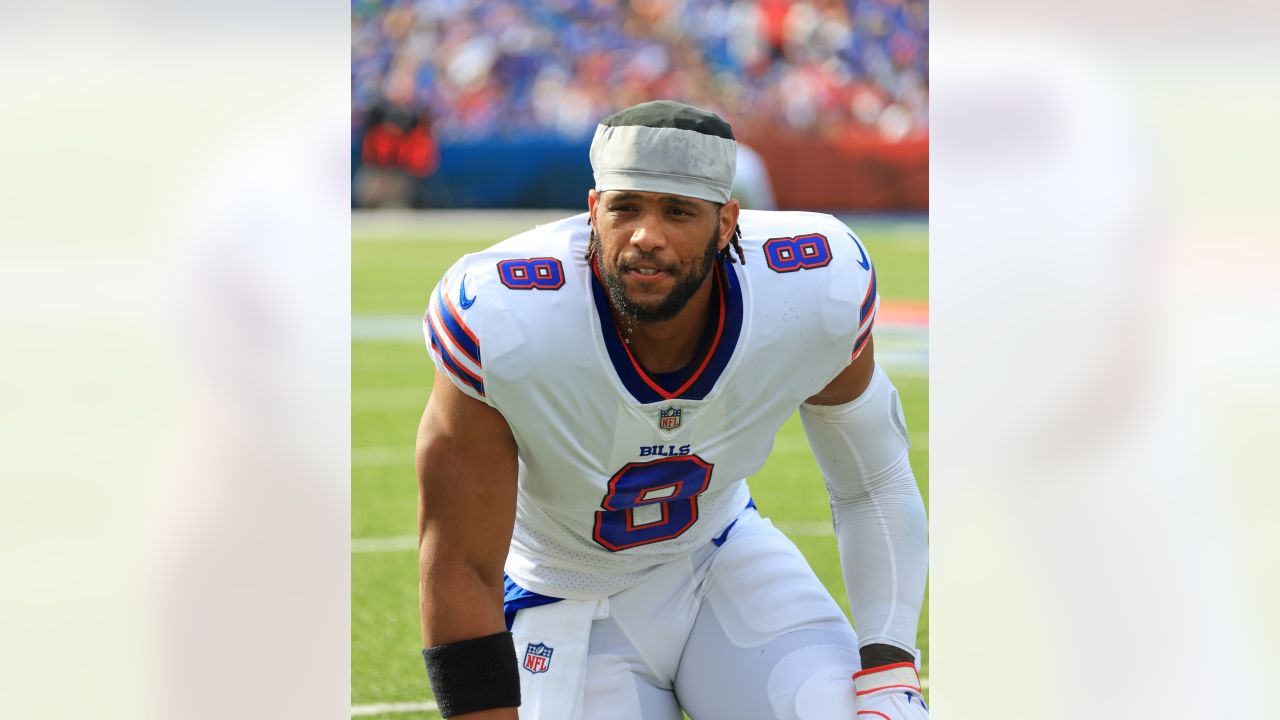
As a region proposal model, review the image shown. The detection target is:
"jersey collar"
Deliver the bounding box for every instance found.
[590,257,744,404]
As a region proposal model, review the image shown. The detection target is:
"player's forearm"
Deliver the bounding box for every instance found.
[418,547,519,719]
[800,363,929,653]
[414,394,518,648]
[419,552,507,647]
[830,479,928,651]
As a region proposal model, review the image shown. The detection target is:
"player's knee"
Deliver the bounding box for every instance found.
[766,645,859,720]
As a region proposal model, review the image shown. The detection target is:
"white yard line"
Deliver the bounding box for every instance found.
[352,535,418,553]
[353,315,425,341]
[352,699,438,716]
[353,446,414,467]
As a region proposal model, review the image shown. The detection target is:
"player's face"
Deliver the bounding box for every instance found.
[589,190,727,323]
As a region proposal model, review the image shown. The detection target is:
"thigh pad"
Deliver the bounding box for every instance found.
[702,518,849,647]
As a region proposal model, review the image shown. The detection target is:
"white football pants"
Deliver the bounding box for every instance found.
[515,509,861,719]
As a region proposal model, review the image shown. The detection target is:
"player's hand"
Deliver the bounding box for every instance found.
[853,662,928,719]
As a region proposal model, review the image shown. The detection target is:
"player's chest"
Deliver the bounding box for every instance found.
[507,375,801,507]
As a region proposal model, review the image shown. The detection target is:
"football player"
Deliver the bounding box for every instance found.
[417,101,928,719]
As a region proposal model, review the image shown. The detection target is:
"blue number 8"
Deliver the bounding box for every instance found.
[592,456,714,551]
[497,257,565,290]
[763,233,832,273]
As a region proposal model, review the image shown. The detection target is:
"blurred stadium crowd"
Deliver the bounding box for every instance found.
[352,0,928,143]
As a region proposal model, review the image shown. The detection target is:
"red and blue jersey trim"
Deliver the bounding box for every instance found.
[853,264,878,360]
[590,259,744,404]
[434,280,481,366]
[859,266,878,326]
[853,322,874,359]
[424,272,486,397]
[426,319,485,397]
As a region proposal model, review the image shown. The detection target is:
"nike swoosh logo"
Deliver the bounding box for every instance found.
[458,275,477,309]
[847,232,871,270]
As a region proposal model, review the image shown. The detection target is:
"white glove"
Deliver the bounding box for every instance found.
[853,662,928,719]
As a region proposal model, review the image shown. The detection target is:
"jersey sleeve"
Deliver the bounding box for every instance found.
[853,248,879,361]
[423,260,490,405]
[824,217,880,362]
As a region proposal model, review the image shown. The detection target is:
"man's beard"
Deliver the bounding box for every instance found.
[590,226,720,324]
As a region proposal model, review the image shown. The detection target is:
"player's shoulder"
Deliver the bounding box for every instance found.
[443,212,589,293]
[734,209,878,351]
[432,213,589,322]
[424,214,591,399]
[736,209,874,287]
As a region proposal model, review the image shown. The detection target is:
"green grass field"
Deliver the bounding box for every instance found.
[352,211,928,718]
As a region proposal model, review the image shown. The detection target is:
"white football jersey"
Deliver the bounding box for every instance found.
[424,210,879,599]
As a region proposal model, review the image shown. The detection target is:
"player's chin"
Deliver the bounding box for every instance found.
[618,290,674,319]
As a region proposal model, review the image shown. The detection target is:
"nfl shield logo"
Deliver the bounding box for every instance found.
[658,407,682,431]
[522,642,553,674]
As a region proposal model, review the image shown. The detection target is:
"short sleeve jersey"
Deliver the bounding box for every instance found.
[424,210,879,599]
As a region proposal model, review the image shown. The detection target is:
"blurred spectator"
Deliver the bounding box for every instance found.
[354,101,440,208]
[352,0,928,145]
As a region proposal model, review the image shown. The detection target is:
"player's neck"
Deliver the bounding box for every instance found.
[617,276,716,374]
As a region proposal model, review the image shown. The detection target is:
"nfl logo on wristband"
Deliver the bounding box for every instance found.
[522,642,553,674]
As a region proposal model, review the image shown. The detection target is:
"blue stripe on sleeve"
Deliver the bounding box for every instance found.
[860,267,878,324]
[427,321,485,396]
[435,285,481,365]
[853,326,872,357]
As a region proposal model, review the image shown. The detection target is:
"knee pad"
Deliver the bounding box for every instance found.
[767,645,859,720]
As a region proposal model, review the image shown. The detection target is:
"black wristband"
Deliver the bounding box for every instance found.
[859,642,915,670]
[422,631,520,717]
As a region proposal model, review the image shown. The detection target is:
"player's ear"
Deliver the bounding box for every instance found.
[587,190,599,224]
[718,199,740,250]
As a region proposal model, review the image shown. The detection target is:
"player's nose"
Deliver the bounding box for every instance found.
[629,218,666,253]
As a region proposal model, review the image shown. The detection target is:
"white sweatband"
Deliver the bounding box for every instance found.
[589,101,737,204]
[799,364,928,652]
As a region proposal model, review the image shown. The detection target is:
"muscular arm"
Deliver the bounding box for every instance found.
[417,372,519,719]
[803,338,929,669]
